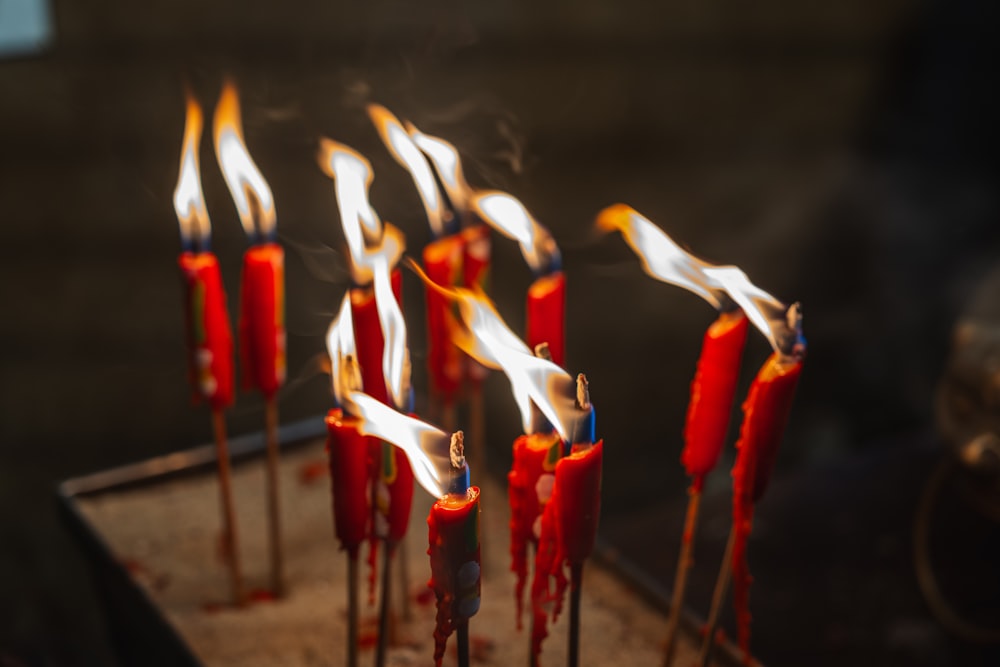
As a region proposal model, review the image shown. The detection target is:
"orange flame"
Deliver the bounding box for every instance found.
[406,122,470,218]
[597,204,796,354]
[471,191,560,274]
[349,391,453,498]
[318,138,409,407]
[173,95,211,248]
[408,260,579,439]
[325,293,358,406]
[367,105,445,236]
[212,81,276,240]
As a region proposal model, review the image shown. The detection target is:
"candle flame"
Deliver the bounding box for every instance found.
[408,259,579,440]
[317,139,404,283]
[348,391,453,498]
[367,105,446,236]
[597,204,798,354]
[371,247,411,410]
[173,95,211,249]
[406,122,470,218]
[471,191,560,275]
[325,292,357,405]
[212,81,276,241]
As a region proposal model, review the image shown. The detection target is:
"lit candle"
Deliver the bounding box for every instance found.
[347,393,482,667]
[172,93,242,604]
[212,80,287,596]
[427,433,481,667]
[731,305,805,663]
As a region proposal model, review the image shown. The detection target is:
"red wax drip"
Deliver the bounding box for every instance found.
[239,243,286,398]
[423,236,465,401]
[530,441,603,662]
[731,352,802,662]
[386,443,415,543]
[325,409,371,558]
[526,271,565,367]
[461,225,492,385]
[178,252,234,410]
[427,487,482,667]
[682,310,749,480]
[508,432,561,628]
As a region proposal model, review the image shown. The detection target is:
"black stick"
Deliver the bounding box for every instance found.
[569,562,583,667]
[457,619,471,667]
[375,542,394,667]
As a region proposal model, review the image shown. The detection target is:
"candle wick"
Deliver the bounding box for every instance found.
[534,342,552,362]
[575,373,590,412]
[449,431,465,470]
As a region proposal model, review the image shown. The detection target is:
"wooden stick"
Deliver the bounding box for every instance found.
[568,562,583,667]
[662,485,702,667]
[457,619,471,667]
[529,542,539,667]
[348,554,360,667]
[375,542,394,667]
[697,524,737,667]
[264,397,285,597]
[397,533,413,622]
[211,409,245,606]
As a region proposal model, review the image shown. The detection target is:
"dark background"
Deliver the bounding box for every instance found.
[2,0,999,665]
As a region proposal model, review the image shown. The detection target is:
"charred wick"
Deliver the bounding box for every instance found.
[448,431,470,496]
[777,302,806,361]
[571,373,596,447]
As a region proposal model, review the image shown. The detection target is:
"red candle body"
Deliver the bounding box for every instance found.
[530,440,603,660]
[239,243,286,399]
[681,310,749,486]
[349,268,402,406]
[427,487,482,667]
[422,236,465,402]
[325,409,371,559]
[731,352,802,661]
[178,252,234,410]
[526,271,565,367]
[508,432,561,626]
[373,438,415,544]
[461,225,491,386]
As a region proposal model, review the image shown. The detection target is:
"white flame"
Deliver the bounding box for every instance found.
[407,124,470,215]
[371,250,409,409]
[173,96,211,247]
[349,392,451,498]
[471,191,559,273]
[213,82,276,240]
[598,204,789,352]
[318,139,383,278]
[325,292,357,405]
[367,105,444,236]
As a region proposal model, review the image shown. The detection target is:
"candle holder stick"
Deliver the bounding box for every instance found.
[697,524,737,667]
[347,554,360,667]
[375,542,394,667]
[662,482,703,667]
[264,397,285,596]
[397,533,413,622]
[568,562,584,667]
[457,620,471,667]
[210,409,245,606]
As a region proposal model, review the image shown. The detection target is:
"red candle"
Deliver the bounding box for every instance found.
[461,225,491,385]
[239,243,286,398]
[325,408,371,558]
[681,310,749,488]
[178,252,234,410]
[526,271,566,368]
[508,431,561,627]
[427,486,481,667]
[530,440,603,660]
[731,351,803,661]
[422,236,465,401]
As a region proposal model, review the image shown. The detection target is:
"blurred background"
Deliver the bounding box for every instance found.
[2,0,999,664]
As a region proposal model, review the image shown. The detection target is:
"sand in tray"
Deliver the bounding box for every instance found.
[79,438,707,667]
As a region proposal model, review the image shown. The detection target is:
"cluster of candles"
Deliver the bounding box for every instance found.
[170,82,806,667]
